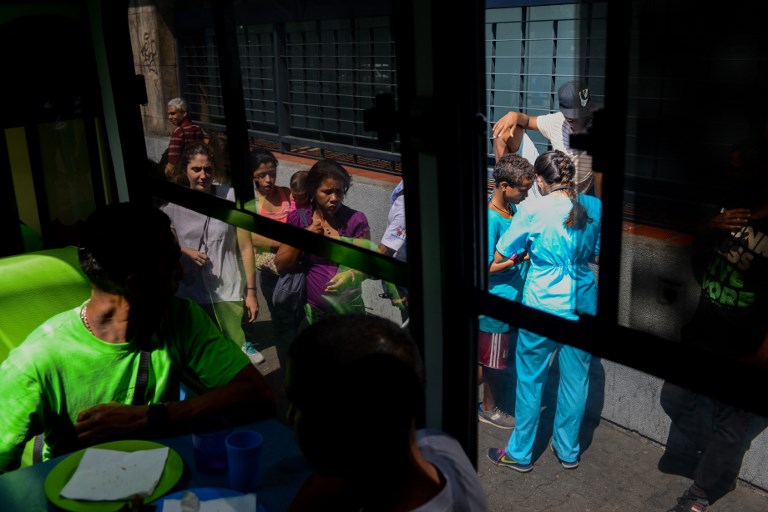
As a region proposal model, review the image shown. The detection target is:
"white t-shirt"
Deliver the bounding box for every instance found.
[380,180,406,261]
[536,111,594,194]
[413,429,489,512]
[161,185,243,303]
[519,132,543,198]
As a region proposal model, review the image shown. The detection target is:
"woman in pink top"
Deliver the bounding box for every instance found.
[246,148,296,365]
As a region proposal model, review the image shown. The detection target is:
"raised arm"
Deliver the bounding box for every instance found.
[250,232,280,253]
[275,213,324,272]
[492,111,539,161]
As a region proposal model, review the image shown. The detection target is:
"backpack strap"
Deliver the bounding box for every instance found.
[132,333,153,405]
[132,350,151,405]
[32,434,45,464]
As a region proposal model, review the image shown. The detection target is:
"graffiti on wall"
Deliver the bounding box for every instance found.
[140,32,158,77]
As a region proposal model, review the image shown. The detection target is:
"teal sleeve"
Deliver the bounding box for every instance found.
[487,211,502,266]
[594,200,602,257]
[496,208,532,258]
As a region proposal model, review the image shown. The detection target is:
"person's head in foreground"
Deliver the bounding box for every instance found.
[286,313,424,474]
[285,313,489,511]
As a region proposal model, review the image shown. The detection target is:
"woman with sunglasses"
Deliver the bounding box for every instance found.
[161,142,261,363]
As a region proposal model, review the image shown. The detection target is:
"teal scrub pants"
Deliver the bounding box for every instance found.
[505,328,591,464]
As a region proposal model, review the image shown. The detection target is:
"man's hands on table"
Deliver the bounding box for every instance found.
[75,402,150,446]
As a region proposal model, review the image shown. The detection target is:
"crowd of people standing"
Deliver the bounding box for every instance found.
[144,87,761,512]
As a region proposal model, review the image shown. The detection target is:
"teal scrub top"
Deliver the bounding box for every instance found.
[496,193,601,320]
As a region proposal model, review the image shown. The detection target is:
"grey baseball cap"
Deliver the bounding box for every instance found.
[558,81,592,119]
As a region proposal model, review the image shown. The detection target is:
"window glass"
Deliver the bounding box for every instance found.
[38,120,98,244]
[484,1,768,506]
[2,13,108,253]
[128,0,404,240]
[239,24,277,129]
[617,0,768,365]
[152,153,407,417]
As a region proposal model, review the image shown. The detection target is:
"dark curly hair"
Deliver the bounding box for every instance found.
[493,153,535,187]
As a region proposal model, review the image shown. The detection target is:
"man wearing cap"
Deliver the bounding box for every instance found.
[492,80,601,198]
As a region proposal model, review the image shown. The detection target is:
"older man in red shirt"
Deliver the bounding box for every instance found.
[163,97,204,179]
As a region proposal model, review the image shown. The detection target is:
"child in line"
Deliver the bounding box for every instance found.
[290,170,310,210]
[478,153,535,429]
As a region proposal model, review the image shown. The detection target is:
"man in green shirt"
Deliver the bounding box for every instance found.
[0,203,276,473]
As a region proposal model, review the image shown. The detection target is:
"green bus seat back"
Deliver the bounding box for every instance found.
[0,247,91,469]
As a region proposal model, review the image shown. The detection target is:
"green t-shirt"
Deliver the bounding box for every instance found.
[0,297,249,472]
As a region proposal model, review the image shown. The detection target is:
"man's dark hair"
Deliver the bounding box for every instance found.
[78,203,173,293]
[288,314,425,442]
[493,153,535,187]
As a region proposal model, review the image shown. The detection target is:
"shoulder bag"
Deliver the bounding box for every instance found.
[272,209,309,310]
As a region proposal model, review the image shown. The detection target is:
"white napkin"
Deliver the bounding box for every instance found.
[60,447,169,501]
[161,493,257,512]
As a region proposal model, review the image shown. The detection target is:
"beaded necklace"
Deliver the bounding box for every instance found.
[80,302,94,335]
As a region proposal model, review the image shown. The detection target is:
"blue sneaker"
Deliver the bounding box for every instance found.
[550,441,579,469]
[242,344,265,365]
[487,447,533,473]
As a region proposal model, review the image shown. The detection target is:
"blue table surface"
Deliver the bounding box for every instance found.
[0,418,312,511]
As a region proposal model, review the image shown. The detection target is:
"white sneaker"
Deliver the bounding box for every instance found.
[242,345,265,365]
[478,404,516,429]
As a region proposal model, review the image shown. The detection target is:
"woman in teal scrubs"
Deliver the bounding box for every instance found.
[487,150,601,472]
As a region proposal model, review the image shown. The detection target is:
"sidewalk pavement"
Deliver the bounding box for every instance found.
[478,417,768,511]
[251,301,768,512]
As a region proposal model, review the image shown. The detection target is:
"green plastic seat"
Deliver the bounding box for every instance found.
[0,246,91,363]
[0,246,91,468]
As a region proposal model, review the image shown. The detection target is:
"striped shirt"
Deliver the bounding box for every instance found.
[536,112,594,195]
[167,118,204,165]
